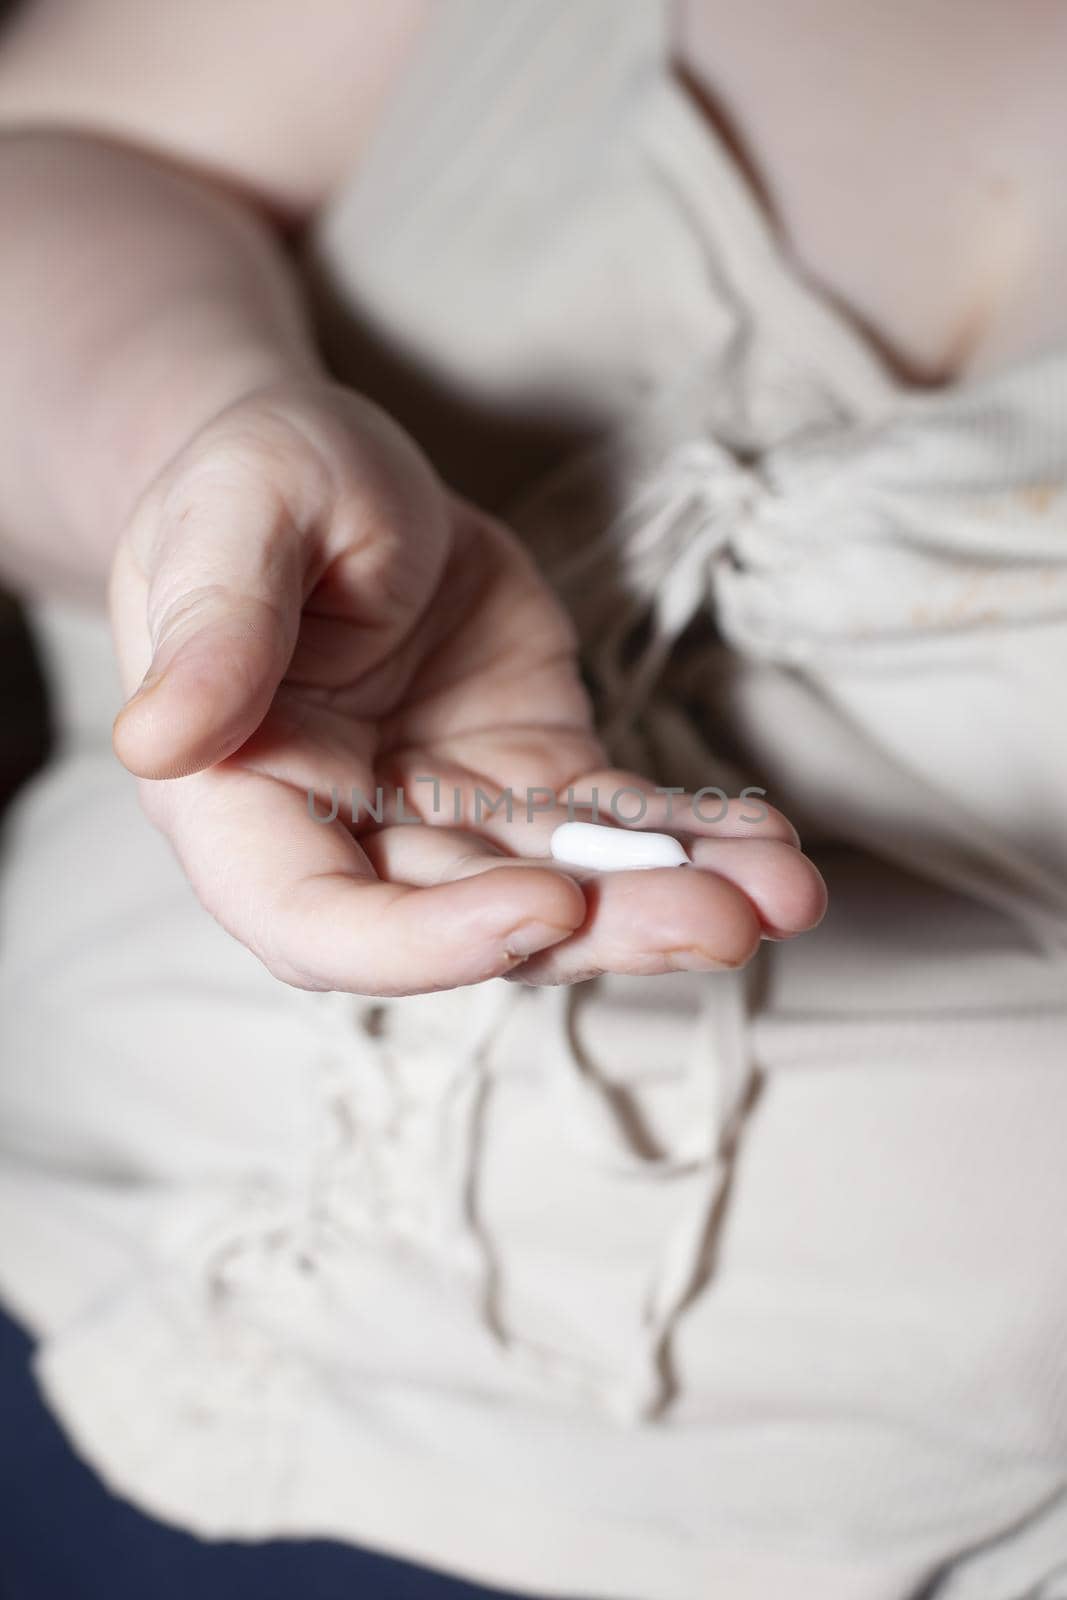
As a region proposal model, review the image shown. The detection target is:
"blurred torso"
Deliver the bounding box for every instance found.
[674,0,1067,385]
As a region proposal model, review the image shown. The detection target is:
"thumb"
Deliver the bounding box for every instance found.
[110,490,304,780]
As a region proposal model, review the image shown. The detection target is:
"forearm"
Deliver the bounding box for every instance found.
[0,129,321,604]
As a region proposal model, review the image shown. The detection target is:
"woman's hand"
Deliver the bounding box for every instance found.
[110,379,825,994]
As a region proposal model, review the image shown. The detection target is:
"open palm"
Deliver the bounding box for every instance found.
[110,381,824,994]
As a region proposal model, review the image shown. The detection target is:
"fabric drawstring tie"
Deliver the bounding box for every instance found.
[453,440,765,1421]
[550,437,760,751]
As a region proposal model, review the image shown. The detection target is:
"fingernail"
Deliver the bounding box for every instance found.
[667,948,742,972]
[503,920,571,960]
[120,667,162,712]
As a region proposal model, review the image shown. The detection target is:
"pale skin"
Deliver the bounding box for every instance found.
[2,2,1063,995]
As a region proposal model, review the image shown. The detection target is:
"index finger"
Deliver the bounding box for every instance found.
[149,764,586,994]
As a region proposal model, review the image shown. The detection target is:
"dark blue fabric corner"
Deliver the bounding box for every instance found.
[0,1306,553,1600]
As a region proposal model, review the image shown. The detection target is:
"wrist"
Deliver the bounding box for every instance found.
[67,335,321,586]
[0,130,324,600]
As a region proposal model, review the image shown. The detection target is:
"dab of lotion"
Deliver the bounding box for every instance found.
[550,820,690,872]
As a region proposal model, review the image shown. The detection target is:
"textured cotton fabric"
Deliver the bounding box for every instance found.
[0,1307,525,1600]
[2,3,1067,1597]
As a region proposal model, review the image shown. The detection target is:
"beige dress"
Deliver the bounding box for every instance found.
[3,3,1067,1596]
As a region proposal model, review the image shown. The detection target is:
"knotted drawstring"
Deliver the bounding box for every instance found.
[550,437,760,755]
